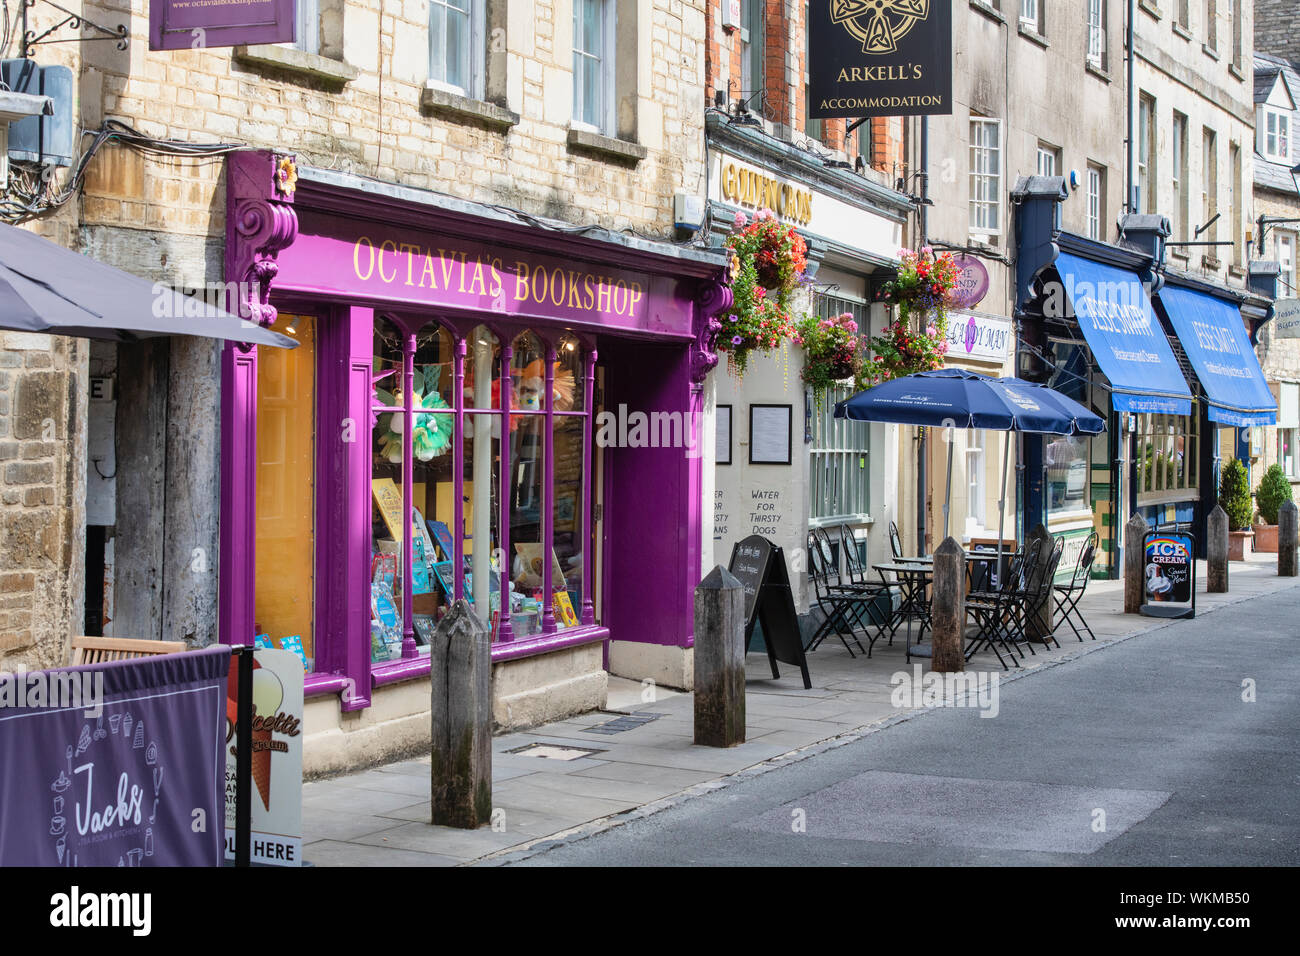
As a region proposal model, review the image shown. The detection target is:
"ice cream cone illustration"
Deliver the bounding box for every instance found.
[250,667,284,812]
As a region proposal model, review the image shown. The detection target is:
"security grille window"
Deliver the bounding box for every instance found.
[1087,165,1103,240]
[1260,107,1291,164]
[293,0,320,54]
[1087,0,1106,69]
[1136,414,1199,502]
[1020,0,1039,31]
[1172,112,1188,240]
[429,0,482,97]
[970,117,1002,236]
[573,0,614,133]
[810,295,871,521]
[1138,94,1155,213]
[1202,128,1218,241]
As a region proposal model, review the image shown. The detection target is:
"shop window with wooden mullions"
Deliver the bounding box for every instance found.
[1135,413,1199,504]
[367,318,595,664]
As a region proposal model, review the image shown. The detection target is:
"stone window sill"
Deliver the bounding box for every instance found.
[1086,61,1111,83]
[1228,264,1247,279]
[1018,25,1049,49]
[1228,62,1244,81]
[566,127,647,165]
[420,86,519,132]
[1202,254,1223,271]
[969,0,1006,26]
[234,45,359,86]
[1138,0,1162,20]
[1169,247,1191,263]
[1202,43,1220,62]
[1173,23,1193,42]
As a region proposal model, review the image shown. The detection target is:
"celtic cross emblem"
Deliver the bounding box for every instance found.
[831,0,930,54]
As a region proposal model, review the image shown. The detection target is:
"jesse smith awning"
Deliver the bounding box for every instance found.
[1054,253,1193,415]
[1158,285,1277,426]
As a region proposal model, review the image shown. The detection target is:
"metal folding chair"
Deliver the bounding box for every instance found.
[965,544,1032,670]
[1021,536,1066,651]
[1054,530,1099,641]
[888,520,904,560]
[805,529,888,657]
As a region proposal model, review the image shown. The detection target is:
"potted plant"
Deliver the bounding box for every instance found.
[794,312,865,408]
[1218,457,1254,560]
[1253,463,1294,553]
[719,209,806,375]
[862,246,956,387]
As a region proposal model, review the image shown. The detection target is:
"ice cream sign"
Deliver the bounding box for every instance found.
[224,648,304,866]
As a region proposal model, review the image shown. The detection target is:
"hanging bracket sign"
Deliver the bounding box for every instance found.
[809,0,953,118]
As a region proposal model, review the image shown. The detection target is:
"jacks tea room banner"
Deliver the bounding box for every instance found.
[809,0,953,119]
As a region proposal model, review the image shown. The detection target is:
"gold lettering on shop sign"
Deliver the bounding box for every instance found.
[352,240,644,319]
[719,161,813,226]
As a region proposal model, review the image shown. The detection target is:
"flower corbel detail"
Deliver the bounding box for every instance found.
[274,155,299,199]
[691,279,733,384]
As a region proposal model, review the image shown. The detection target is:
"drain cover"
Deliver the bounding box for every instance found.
[506,742,605,761]
[583,712,665,735]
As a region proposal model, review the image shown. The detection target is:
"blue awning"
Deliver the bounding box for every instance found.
[1158,285,1277,426]
[1054,253,1193,415]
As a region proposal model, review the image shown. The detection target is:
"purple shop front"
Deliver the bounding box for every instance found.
[220,152,731,723]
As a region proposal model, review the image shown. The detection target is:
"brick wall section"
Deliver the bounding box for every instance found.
[703,0,905,176]
[1255,0,1300,66]
[73,0,707,244]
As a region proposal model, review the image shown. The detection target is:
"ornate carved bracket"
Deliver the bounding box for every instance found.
[226,151,300,329]
[690,278,733,385]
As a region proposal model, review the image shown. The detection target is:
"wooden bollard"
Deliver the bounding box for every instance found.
[1026,523,1055,639]
[1207,504,1229,593]
[430,599,492,828]
[694,566,747,748]
[931,537,966,672]
[1279,500,1298,577]
[1124,513,1149,613]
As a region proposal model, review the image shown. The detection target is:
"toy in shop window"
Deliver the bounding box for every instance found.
[374,366,453,463]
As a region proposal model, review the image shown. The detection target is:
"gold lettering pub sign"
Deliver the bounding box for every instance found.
[720,162,813,226]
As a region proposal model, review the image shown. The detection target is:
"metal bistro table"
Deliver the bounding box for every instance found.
[875,552,1006,660]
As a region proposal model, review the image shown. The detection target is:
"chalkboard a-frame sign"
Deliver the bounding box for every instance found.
[727,534,812,689]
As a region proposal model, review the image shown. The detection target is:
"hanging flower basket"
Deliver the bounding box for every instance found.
[794,312,865,407]
[861,247,959,387]
[718,209,806,376]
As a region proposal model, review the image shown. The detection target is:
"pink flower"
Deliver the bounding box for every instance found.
[732,336,743,345]
[734,211,748,229]
[922,246,933,256]
[927,325,938,337]
[846,320,858,333]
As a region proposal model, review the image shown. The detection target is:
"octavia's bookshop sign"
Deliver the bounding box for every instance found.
[150,0,294,50]
[809,0,953,118]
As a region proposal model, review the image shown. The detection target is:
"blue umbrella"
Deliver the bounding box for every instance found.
[834,367,1105,551]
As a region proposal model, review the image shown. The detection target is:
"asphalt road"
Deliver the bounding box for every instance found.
[507,585,1300,866]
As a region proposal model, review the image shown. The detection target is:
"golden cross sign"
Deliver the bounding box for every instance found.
[831,0,930,54]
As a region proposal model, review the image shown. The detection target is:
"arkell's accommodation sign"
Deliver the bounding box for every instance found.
[809,0,953,119]
[149,0,294,51]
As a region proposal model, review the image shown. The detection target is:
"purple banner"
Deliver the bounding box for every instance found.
[150,0,294,51]
[0,646,231,867]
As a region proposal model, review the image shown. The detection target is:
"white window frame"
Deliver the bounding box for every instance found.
[428,0,485,98]
[1037,145,1058,178]
[1260,106,1292,164]
[573,0,616,135]
[1278,231,1297,296]
[1278,382,1300,479]
[970,116,1002,237]
[1087,0,1106,69]
[1020,0,1039,32]
[1172,112,1188,239]
[1086,165,1103,240]
[1138,94,1155,213]
[810,295,871,523]
[291,0,320,55]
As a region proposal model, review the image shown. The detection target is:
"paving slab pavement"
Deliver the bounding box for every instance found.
[303,552,1297,866]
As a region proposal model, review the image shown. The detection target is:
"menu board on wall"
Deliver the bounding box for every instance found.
[749,405,792,465]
